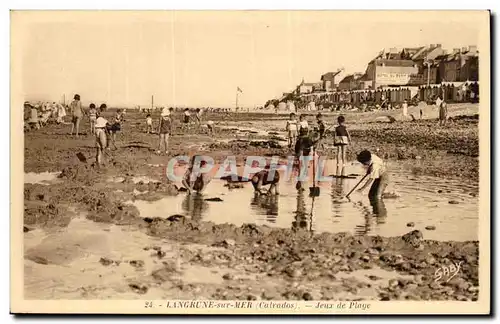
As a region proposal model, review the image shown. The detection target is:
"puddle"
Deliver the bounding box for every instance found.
[24,216,184,299]
[24,172,61,185]
[129,160,478,242]
[107,176,160,184]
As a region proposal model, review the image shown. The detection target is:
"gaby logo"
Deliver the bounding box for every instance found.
[163,155,342,183]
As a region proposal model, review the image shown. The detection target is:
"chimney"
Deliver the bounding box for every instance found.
[469,45,477,53]
[452,48,460,54]
[436,44,442,48]
[461,47,468,53]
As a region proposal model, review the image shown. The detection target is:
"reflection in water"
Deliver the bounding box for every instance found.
[250,193,279,223]
[331,166,347,218]
[292,189,308,230]
[181,194,209,221]
[354,198,388,236]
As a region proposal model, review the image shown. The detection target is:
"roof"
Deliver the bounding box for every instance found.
[339,73,364,83]
[321,71,342,80]
[372,59,416,67]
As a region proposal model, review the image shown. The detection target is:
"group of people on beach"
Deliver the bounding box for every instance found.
[285,112,352,166]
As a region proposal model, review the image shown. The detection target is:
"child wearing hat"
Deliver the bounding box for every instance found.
[94,107,109,166]
[157,108,172,155]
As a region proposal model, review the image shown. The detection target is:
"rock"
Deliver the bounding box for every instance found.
[367,248,380,256]
[285,268,302,278]
[222,273,234,280]
[425,225,436,230]
[367,275,382,281]
[429,282,442,290]
[23,226,31,233]
[205,197,224,202]
[28,255,49,265]
[99,257,114,266]
[467,286,479,293]
[156,250,166,259]
[246,294,258,301]
[129,283,148,294]
[425,255,436,265]
[402,230,423,247]
[302,292,314,301]
[448,200,460,205]
[152,268,172,282]
[223,239,236,247]
[167,214,185,222]
[437,190,443,193]
[129,260,145,268]
[415,156,422,160]
[388,279,399,288]
[406,222,415,227]
[361,255,371,262]
[261,290,280,300]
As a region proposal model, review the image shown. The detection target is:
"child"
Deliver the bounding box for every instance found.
[251,167,280,196]
[316,113,326,150]
[146,114,153,134]
[286,113,298,149]
[94,110,109,166]
[28,104,40,130]
[333,115,351,166]
[298,115,309,137]
[438,97,448,126]
[157,110,172,155]
[108,109,123,150]
[207,120,215,136]
[183,108,191,130]
[88,103,97,135]
[182,156,212,195]
[194,108,202,126]
[70,94,82,137]
[356,150,389,201]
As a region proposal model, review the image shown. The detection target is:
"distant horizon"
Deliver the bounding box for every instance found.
[16,11,480,108]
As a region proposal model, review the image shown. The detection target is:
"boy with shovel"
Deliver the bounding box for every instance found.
[355,150,389,202]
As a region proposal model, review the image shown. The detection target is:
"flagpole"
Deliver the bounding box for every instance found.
[236,90,239,110]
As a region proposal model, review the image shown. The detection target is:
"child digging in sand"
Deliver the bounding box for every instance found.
[356,150,389,201]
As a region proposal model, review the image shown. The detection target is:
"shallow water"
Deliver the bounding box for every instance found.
[129,160,478,242]
[24,171,61,185]
[24,215,410,300]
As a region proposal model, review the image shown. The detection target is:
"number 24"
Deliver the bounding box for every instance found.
[145,301,153,308]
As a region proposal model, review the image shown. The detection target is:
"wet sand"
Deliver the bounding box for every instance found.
[22,103,479,300]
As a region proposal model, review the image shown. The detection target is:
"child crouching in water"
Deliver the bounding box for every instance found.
[182,156,212,195]
[251,166,280,196]
[356,150,389,201]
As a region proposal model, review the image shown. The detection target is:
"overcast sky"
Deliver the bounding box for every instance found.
[15,11,482,108]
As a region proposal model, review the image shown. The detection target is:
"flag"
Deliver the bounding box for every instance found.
[237,87,243,93]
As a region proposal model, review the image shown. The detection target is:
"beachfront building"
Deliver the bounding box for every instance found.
[320,70,343,91]
[338,73,365,91]
[436,46,479,82]
[411,44,446,86]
